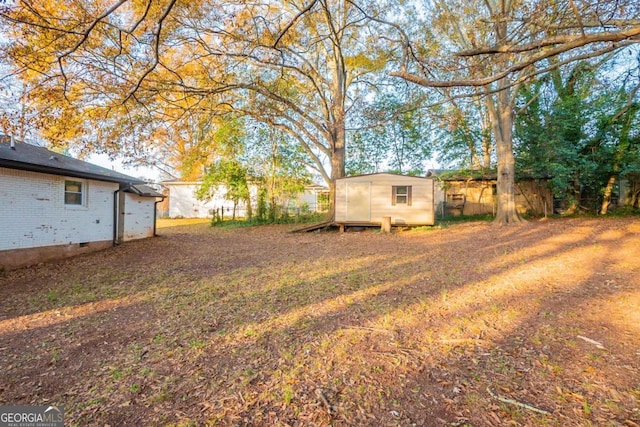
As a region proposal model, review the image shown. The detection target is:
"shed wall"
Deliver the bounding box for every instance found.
[336,174,435,225]
[122,193,157,241]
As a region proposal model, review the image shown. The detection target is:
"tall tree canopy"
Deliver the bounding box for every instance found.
[389,0,640,223]
[0,0,392,218]
[2,0,640,224]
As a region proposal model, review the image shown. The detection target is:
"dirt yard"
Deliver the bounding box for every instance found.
[1,217,639,426]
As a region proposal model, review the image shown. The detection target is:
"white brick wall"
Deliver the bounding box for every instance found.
[122,193,156,241]
[0,167,118,251]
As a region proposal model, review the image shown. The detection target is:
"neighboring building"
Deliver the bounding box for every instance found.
[283,183,330,214]
[162,180,329,218]
[620,173,640,209]
[428,169,553,217]
[334,173,436,227]
[161,180,246,218]
[0,136,164,270]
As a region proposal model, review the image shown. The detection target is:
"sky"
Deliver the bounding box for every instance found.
[87,153,162,183]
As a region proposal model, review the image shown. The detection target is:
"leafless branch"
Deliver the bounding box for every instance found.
[224,102,330,182]
[123,0,178,104]
[457,24,640,56]
[125,0,153,35]
[392,37,633,89]
[345,0,423,72]
[59,0,128,60]
[568,0,586,37]
[273,0,318,48]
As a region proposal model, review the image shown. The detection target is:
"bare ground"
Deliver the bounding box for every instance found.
[1,217,639,426]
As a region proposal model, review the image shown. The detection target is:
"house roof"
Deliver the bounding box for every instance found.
[304,183,329,191]
[161,179,200,185]
[0,136,145,185]
[427,169,550,181]
[125,184,166,198]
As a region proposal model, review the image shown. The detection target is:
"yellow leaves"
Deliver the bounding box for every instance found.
[345,52,386,73]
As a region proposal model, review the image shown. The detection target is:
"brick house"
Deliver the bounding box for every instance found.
[0,136,164,270]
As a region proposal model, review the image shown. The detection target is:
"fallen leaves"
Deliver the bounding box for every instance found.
[0,218,639,425]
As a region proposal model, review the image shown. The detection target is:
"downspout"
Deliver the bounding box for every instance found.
[113,184,131,245]
[113,188,122,246]
[153,198,164,237]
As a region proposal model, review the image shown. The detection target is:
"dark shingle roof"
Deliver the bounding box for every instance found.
[126,184,165,198]
[0,136,144,185]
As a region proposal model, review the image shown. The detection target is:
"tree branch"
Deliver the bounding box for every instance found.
[59,0,128,60]
[273,0,318,48]
[391,38,633,89]
[456,24,640,56]
[123,0,179,103]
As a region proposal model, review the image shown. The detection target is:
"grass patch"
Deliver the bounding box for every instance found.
[436,213,494,226]
[211,212,329,228]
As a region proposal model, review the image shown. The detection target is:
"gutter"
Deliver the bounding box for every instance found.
[152,191,167,237]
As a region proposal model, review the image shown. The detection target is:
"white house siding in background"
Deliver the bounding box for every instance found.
[165,182,218,218]
[335,173,435,226]
[0,167,117,250]
[122,192,156,241]
[286,184,329,212]
[164,181,255,218]
[164,181,330,218]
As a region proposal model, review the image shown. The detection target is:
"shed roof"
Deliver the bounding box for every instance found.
[337,172,433,181]
[0,135,145,185]
[126,184,165,198]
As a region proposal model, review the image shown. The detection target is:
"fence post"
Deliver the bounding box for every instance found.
[381,216,392,233]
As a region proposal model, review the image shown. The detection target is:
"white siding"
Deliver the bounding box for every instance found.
[335,179,348,221]
[335,173,435,225]
[0,167,117,251]
[166,183,258,218]
[122,193,156,241]
[166,183,219,218]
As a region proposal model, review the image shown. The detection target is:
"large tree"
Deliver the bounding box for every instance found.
[388,0,640,224]
[0,0,390,219]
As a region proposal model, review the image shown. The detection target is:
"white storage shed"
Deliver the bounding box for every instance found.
[334,173,435,227]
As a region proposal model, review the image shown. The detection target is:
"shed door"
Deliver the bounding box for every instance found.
[346,182,371,221]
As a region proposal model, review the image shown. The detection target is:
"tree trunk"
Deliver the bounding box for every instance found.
[487,81,524,225]
[327,40,347,223]
[481,98,493,168]
[631,189,640,209]
[600,175,616,215]
[245,193,252,220]
[328,122,345,222]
